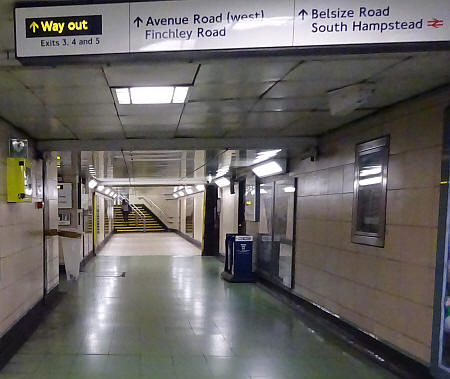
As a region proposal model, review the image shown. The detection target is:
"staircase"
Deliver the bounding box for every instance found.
[114,204,167,233]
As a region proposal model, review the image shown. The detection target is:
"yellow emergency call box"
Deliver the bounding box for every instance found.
[7,157,32,203]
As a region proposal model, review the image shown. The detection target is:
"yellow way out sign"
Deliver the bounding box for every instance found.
[25,15,102,38]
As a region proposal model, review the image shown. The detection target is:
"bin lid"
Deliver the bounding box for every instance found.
[58,230,82,239]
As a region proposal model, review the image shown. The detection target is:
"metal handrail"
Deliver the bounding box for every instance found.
[137,196,174,227]
[121,198,147,232]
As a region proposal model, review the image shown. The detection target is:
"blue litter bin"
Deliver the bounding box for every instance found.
[221,234,255,283]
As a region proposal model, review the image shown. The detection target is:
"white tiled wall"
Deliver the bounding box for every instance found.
[44,153,59,293]
[291,89,449,363]
[219,186,238,254]
[0,120,44,338]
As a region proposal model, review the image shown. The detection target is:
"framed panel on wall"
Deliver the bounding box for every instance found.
[245,174,260,222]
[351,136,390,248]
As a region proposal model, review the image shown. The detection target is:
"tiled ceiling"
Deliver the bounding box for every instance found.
[0,0,449,144]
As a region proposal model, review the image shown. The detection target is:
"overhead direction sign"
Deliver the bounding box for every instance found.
[14,0,450,58]
[25,16,102,38]
[15,3,128,57]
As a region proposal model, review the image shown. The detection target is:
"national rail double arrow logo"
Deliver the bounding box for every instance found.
[427,18,444,28]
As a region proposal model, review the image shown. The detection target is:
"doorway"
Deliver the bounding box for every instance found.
[256,177,296,289]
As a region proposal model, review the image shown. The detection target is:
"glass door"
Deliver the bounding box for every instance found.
[256,178,296,289]
[273,179,295,288]
[257,182,274,276]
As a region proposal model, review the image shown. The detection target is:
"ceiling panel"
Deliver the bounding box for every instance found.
[366,75,450,108]
[223,127,286,138]
[117,103,183,117]
[34,87,113,105]
[180,112,243,125]
[49,103,117,117]
[176,123,226,138]
[61,115,121,129]
[0,71,24,91]
[244,111,306,129]
[183,99,256,114]
[11,67,106,88]
[188,82,274,101]
[71,125,124,140]
[104,63,199,87]
[252,97,328,112]
[120,114,179,126]
[123,124,177,138]
[6,116,75,140]
[282,110,377,136]
[284,57,403,83]
[264,80,348,99]
[0,19,14,50]
[372,52,450,80]
[0,90,43,108]
[196,57,300,84]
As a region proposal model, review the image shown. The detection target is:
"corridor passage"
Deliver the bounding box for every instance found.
[0,243,398,378]
[99,232,201,256]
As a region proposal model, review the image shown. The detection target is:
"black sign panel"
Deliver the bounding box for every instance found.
[25,15,102,38]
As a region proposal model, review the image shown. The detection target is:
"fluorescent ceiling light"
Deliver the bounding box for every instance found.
[173,186,178,192]
[260,189,268,194]
[116,88,131,105]
[97,185,104,191]
[185,187,193,195]
[252,161,283,178]
[359,176,382,186]
[88,179,97,189]
[215,177,230,188]
[104,189,111,195]
[253,149,282,164]
[173,193,179,199]
[196,184,205,191]
[130,86,174,104]
[178,191,185,197]
[284,186,296,193]
[172,87,189,103]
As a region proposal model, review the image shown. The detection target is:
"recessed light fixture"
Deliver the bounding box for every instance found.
[115,86,189,105]
[253,149,282,164]
[252,160,284,178]
[215,177,230,188]
[104,189,111,195]
[185,187,193,195]
[130,86,173,104]
[116,88,131,105]
[173,193,179,199]
[284,186,296,193]
[178,191,185,197]
[172,87,189,103]
[196,184,205,191]
[97,185,105,191]
[88,179,97,189]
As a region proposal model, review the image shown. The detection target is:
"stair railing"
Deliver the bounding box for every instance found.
[129,203,147,232]
[137,196,174,228]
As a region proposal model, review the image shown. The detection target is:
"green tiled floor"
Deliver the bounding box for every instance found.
[0,254,399,378]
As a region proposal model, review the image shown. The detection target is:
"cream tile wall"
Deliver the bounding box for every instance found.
[291,89,449,364]
[219,185,238,254]
[193,193,204,243]
[44,153,59,293]
[0,120,44,338]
